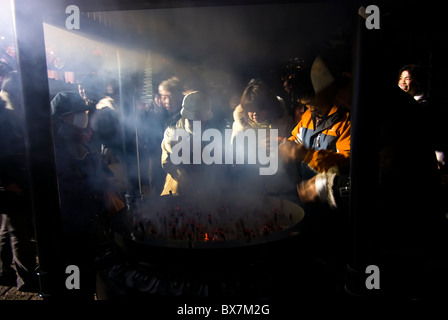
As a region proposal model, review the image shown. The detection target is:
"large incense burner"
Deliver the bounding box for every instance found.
[96,193,306,299]
[127,194,304,248]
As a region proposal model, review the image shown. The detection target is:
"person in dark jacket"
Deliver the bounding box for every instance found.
[0,90,37,291]
[51,91,124,299]
[296,48,445,298]
[398,64,429,106]
[137,93,169,196]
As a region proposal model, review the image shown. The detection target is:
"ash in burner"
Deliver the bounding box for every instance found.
[128,194,304,246]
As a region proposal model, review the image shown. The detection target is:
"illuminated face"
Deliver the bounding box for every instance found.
[398,70,416,95]
[78,84,86,101]
[248,110,267,123]
[301,94,332,117]
[300,98,315,113]
[159,86,182,114]
[78,85,96,106]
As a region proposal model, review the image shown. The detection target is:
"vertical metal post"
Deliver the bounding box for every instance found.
[11,0,62,298]
[345,9,380,296]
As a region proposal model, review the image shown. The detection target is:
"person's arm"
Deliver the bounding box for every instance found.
[297,169,338,207]
[302,123,351,172]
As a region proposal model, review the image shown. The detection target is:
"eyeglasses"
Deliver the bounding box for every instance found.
[160,94,172,101]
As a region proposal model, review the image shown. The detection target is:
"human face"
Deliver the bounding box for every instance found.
[78,85,96,106]
[302,95,334,118]
[78,84,86,102]
[159,87,181,114]
[299,98,313,111]
[398,71,415,95]
[248,110,267,123]
[61,110,89,129]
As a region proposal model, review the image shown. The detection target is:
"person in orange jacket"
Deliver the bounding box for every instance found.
[284,102,350,173]
[278,53,351,191]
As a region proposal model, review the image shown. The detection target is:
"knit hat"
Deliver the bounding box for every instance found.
[180,91,212,121]
[51,91,89,116]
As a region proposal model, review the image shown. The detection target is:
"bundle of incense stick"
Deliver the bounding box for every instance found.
[131,195,298,243]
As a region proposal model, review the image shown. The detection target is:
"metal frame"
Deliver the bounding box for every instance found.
[11,0,370,299]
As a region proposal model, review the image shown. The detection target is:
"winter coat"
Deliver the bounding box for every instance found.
[230,99,297,198]
[160,118,219,196]
[53,123,114,235]
[288,105,351,175]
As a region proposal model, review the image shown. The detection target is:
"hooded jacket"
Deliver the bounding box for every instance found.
[231,96,293,141]
[288,105,350,174]
[160,118,220,196]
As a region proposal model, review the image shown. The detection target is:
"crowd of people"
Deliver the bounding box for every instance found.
[1,39,447,299]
